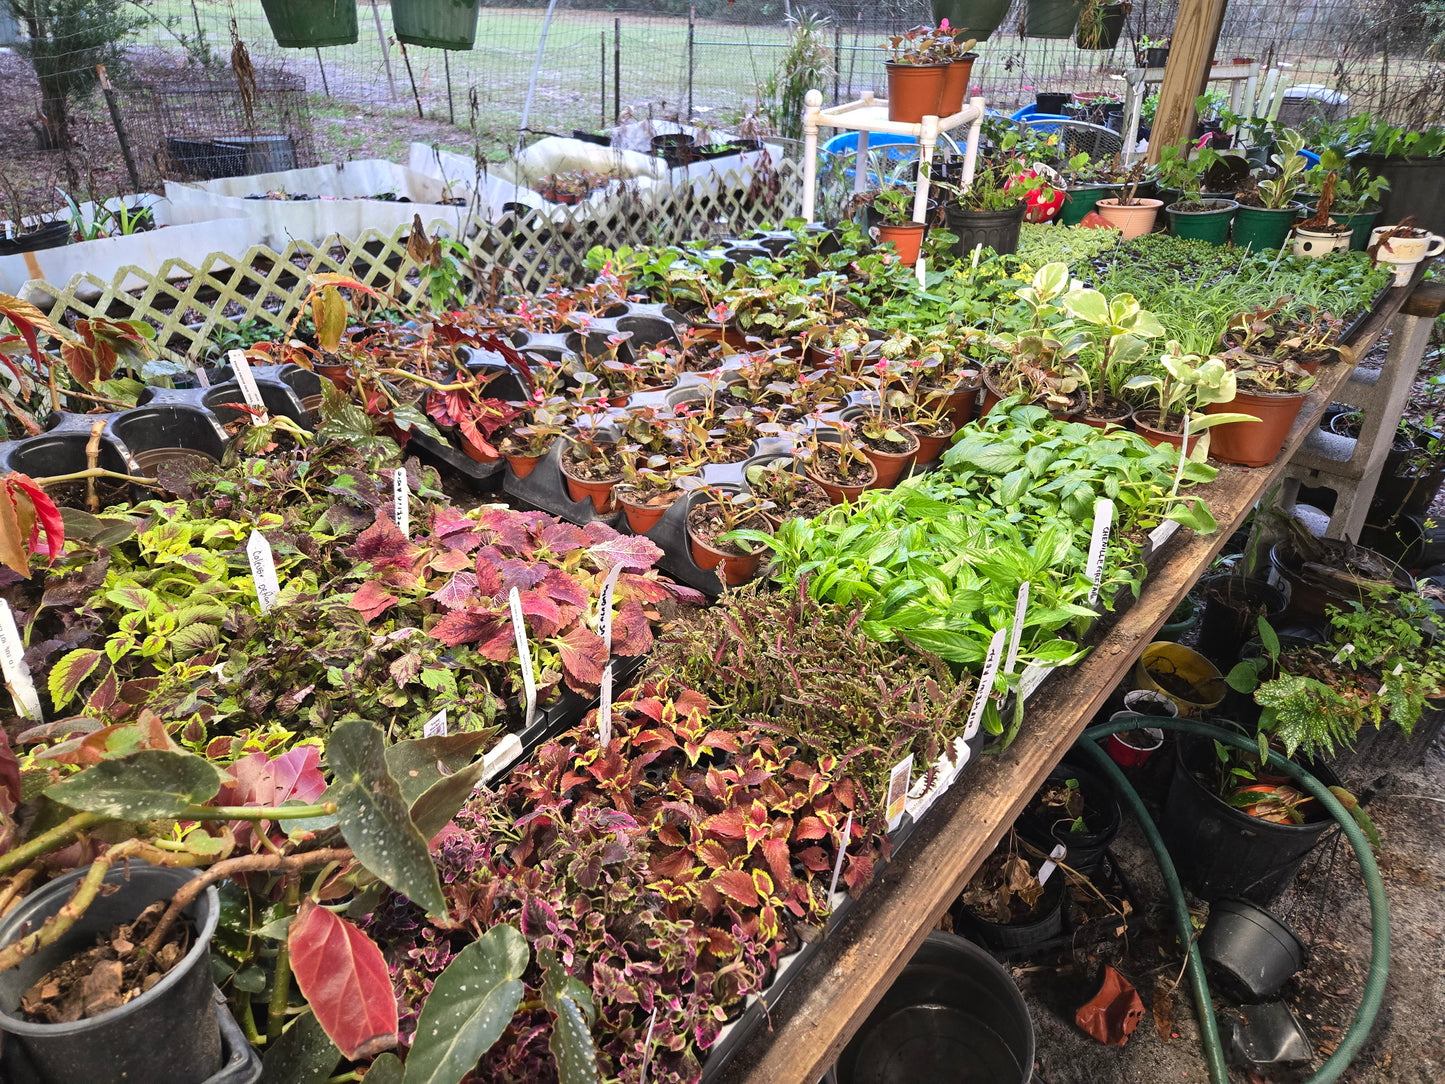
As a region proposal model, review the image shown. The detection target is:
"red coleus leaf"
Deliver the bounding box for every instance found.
[430,507,480,550]
[494,556,548,596]
[287,898,398,1060]
[586,532,663,571]
[702,809,747,840]
[711,868,760,909]
[615,572,672,604]
[217,746,326,849]
[696,839,732,869]
[540,568,588,609]
[348,581,398,623]
[611,600,654,657]
[430,608,506,648]
[473,557,503,598]
[796,845,830,872]
[0,730,20,817]
[539,521,587,553]
[6,474,63,559]
[429,548,472,574]
[429,571,477,610]
[650,847,694,879]
[761,837,793,891]
[517,590,563,639]
[793,815,829,841]
[349,512,420,571]
[843,852,876,897]
[706,927,739,958]
[555,624,606,690]
[666,581,708,605]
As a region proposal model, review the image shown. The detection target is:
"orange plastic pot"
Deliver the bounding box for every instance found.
[885,62,947,123]
[1131,409,1203,456]
[876,222,926,265]
[619,490,676,534]
[909,420,957,464]
[861,429,920,488]
[688,532,762,586]
[1095,197,1163,238]
[561,464,621,513]
[1205,390,1307,468]
[806,460,878,504]
[503,451,543,479]
[938,54,977,115]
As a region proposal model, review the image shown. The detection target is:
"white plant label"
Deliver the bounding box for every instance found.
[885,754,913,833]
[1005,581,1030,675]
[963,626,1009,741]
[596,563,625,749]
[195,366,210,389]
[827,810,854,904]
[392,468,410,538]
[227,349,267,425]
[247,530,280,613]
[508,587,537,730]
[1333,643,1356,665]
[1148,519,1179,552]
[1037,843,1068,886]
[638,1006,659,1084]
[1086,498,1115,607]
[423,709,448,738]
[0,600,41,721]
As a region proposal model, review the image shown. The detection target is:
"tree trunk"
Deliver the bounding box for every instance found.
[35,86,69,150]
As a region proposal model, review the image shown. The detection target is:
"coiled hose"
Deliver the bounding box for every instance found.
[1074,716,1391,1084]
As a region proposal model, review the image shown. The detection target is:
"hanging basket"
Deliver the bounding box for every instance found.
[1024,0,1084,38]
[1074,2,1127,49]
[932,0,1014,40]
[392,0,482,50]
[259,0,359,48]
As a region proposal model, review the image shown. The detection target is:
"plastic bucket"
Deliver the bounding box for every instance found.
[259,0,358,46]
[1166,199,1238,244]
[1134,643,1226,717]
[1200,898,1307,1002]
[1231,203,1303,251]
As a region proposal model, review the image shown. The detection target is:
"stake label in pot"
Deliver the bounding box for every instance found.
[1037,842,1067,886]
[247,529,280,613]
[1087,497,1115,606]
[1148,519,1179,552]
[1006,581,1030,674]
[227,349,267,425]
[423,708,448,738]
[828,809,854,903]
[885,754,914,833]
[0,600,42,720]
[596,562,625,748]
[508,586,537,730]
[964,626,1008,740]
[392,467,410,538]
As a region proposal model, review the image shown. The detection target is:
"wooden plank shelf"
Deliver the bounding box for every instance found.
[718,276,1424,1084]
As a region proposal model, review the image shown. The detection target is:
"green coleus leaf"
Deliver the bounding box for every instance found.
[48,648,105,710]
[45,749,225,818]
[402,925,528,1084]
[327,719,446,917]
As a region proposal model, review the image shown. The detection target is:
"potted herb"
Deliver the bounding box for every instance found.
[1059,152,1131,225]
[879,25,952,124]
[1232,129,1309,251]
[1292,171,1356,258]
[803,320,884,374]
[1138,34,1170,67]
[1317,116,1445,234]
[615,454,696,534]
[1205,356,1316,467]
[849,359,923,487]
[1161,145,1239,244]
[1018,764,1122,878]
[981,263,1087,416]
[498,410,566,479]
[686,484,774,585]
[1074,0,1129,49]
[1123,341,1258,455]
[869,184,928,265]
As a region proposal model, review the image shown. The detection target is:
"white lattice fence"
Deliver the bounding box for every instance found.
[22,162,806,365]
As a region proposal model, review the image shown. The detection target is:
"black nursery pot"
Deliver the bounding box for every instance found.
[952,867,1066,953]
[202,381,312,429]
[1199,898,1307,1002]
[1017,761,1122,879]
[834,931,1034,1084]
[0,863,223,1084]
[0,218,71,256]
[1036,91,1071,114]
[945,201,1027,257]
[1160,736,1341,905]
[1195,573,1289,669]
[111,405,228,474]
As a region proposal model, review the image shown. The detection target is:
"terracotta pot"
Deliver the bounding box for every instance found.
[908,419,957,464]
[688,531,762,586]
[1205,388,1308,468]
[1131,408,1202,455]
[939,54,976,115]
[687,320,750,348]
[315,362,353,391]
[861,428,921,488]
[885,62,947,123]
[503,450,544,479]
[980,365,1079,418]
[458,433,500,464]
[560,461,622,513]
[806,454,878,504]
[923,381,978,429]
[1078,394,1133,431]
[618,489,677,534]
[1095,197,1163,239]
[876,221,926,265]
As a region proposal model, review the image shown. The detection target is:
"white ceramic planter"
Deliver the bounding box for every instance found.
[1369,225,1445,285]
[1292,224,1351,258]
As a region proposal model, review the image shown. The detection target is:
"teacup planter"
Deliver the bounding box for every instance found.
[1369,225,1445,285]
[1292,222,1352,258]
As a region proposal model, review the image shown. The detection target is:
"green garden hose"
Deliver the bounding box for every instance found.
[1075,717,1391,1084]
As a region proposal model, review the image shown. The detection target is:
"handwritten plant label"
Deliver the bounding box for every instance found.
[1086,498,1115,607]
[827,809,855,903]
[0,600,42,720]
[508,586,537,731]
[885,754,914,833]
[1005,581,1030,675]
[1037,843,1068,886]
[423,709,448,738]
[392,468,410,538]
[595,563,625,749]
[247,530,280,613]
[227,349,267,425]
[963,626,1009,740]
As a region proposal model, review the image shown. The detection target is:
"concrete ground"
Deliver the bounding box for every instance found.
[1014,733,1445,1084]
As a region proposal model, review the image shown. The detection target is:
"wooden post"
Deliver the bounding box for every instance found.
[400,42,424,120]
[371,0,398,101]
[601,31,607,127]
[1146,0,1230,163]
[96,66,141,192]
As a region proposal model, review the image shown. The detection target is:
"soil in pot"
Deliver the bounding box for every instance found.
[1135,642,1226,716]
[907,417,958,464]
[619,488,680,534]
[858,424,920,488]
[559,444,624,513]
[1196,574,1287,668]
[1078,393,1132,429]
[952,842,1067,952]
[806,444,878,503]
[758,476,831,526]
[686,500,770,586]
[1270,537,1414,621]
[1018,764,1122,878]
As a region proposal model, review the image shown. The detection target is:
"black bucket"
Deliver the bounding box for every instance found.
[1354,153,1445,236]
[1199,898,1307,1002]
[0,863,222,1083]
[1160,736,1340,905]
[952,867,1066,953]
[834,931,1034,1083]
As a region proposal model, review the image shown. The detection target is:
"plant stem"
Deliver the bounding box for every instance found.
[85,419,102,512]
[0,868,39,917]
[186,802,337,821]
[0,811,106,877]
[237,993,263,1045]
[377,367,473,393]
[32,468,158,488]
[267,873,301,1042]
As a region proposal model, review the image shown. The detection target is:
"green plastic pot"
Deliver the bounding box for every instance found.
[1060,183,1121,225]
[392,0,481,49]
[933,0,1014,38]
[260,0,358,47]
[1305,202,1382,251]
[1232,202,1303,252]
[1024,0,1083,38]
[1166,198,1238,245]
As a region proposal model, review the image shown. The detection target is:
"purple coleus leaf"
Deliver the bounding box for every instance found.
[555,624,606,690]
[538,521,587,553]
[586,533,663,572]
[216,746,326,850]
[429,571,477,611]
[349,581,399,623]
[348,512,420,571]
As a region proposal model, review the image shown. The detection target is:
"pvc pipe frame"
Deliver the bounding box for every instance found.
[1078,717,1391,1084]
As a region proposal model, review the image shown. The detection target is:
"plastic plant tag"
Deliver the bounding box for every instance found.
[596,562,625,749]
[827,810,854,904]
[195,366,210,389]
[1148,519,1179,552]
[1333,643,1356,665]
[1086,498,1116,607]
[638,1006,659,1084]
[227,349,267,425]
[392,468,410,538]
[0,600,42,721]
[1037,843,1067,886]
[247,530,280,614]
[963,626,1008,740]
[423,709,447,738]
[1005,581,1030,675]
[479,734,524,784]
[508,586,537,731]
[885,754,914,833]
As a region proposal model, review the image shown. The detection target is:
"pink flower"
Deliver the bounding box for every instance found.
[939,17,951,30]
